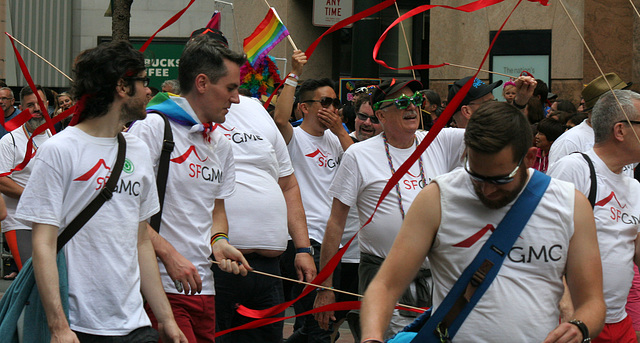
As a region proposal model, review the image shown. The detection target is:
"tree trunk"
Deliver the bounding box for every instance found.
[112,0,134,41]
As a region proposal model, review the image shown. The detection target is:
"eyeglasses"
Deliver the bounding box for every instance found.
[303,97,341,109]
[464,153,524,185]
[373,92,424,111]
[125,76,150,87]
[0,97,13,101]
[617,120,640,125]
[356,112,379,124]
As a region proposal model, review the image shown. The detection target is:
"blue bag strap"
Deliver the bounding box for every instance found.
[412,170,551,342]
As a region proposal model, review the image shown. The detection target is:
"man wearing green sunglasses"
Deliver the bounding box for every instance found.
[314,78,466,339]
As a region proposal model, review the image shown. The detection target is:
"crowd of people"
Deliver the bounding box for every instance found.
[0,26,639,343]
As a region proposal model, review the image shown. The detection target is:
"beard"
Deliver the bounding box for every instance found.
[120,96,147,123]
[27,116,46,130]
[472,169,528,209]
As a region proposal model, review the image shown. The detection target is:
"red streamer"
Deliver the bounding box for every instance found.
[139,0,195,53]
[236,0,527,324]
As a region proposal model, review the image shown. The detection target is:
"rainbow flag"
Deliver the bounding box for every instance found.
[243,8,289,66]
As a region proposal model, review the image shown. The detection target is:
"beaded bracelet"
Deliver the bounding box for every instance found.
[210,232,229,245]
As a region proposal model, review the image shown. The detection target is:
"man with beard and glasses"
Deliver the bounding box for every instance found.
[0,85,52,275]
[16,41,186,342]
[128,34,249,343]
[314,79,467,340]
[549,90,640,343]
[350,92,382,142]
[360,101,605,343]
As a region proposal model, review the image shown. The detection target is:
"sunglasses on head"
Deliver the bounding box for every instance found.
[373,92,424,111]
[356,112,379,124]
[463,154,524,185]
[303,97,341,109]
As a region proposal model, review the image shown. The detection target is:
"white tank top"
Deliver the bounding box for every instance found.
[431,168,575,342]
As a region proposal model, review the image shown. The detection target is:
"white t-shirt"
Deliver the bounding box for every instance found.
[128,97,236,295]
[0,125,51,232]
[328,129,465,269]
[221,95,292,251]
[548,120,593,166]
[15,126,159,336]
[431,168,575,341]
[288,126,344,243]
[548,149,640,323]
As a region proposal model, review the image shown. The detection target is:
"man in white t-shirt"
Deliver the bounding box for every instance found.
[549,72,632,167]
[128,33,250,343]
[548,90,640,343]
[211,93,316,342]
[273,50,353,342]
[16,41,185,342]
[0,85,51,274]
[360,101,605,343]
[313,79,466,339]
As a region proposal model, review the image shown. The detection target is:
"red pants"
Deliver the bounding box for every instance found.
[592,315,637,343]
[145,293,215,343]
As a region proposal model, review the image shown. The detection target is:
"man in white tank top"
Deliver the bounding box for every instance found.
[549,90,640,343]
[360,101,605,343]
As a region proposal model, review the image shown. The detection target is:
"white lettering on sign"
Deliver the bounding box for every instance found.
[313,0,353,28]
[144,59,180,79]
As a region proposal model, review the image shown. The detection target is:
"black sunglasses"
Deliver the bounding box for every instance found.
[303,97,341,109]
[356,112,379,124]
[618,120,640,125]
[464,154,524,185]
[126,76,150,87]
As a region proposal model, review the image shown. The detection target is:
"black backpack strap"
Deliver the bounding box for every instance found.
[56,133,127,251]
[149,112,174,232]
[578,152,597,208]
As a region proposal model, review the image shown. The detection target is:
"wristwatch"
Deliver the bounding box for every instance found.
[296,246,314,256]
[568,319,590,342]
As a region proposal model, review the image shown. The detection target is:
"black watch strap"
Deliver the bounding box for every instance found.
[568,319,590,342]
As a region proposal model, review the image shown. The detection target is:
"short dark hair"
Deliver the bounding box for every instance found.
[554,99,576,114]
[421,89,441,108]
[20,84,44,103]
[298,78,335,103]
[353,93,371,113]
[533,79,548,103]
[71,40,146,121]
[537,118,565,142]
[526,97,544,124]
[179,35,246,95]
[465,101,532,162]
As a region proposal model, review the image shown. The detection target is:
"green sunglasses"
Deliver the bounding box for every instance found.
[373,92,424,111]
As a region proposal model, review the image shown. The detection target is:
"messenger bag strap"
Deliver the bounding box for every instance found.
[412,170,551,343]
[578,152,597,208]
[56,133,127,252]
[149,112,174,232]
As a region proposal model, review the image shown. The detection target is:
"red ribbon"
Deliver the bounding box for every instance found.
[6,33,56,135]
[235,0,527,328]
[139,0,195,53]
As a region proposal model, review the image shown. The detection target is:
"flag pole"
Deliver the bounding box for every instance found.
[394,3,416,80]
[263,0,299,51]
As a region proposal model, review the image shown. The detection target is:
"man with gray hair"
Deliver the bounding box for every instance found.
[0,87,21,137]
[161,79,180,94]
[549,90,640,342]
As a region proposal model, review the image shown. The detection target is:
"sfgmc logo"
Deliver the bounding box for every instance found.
[596,191,640,224]
[74,159,111,190]
[171,146,223,183]
[402,170,428,190]
[305,148,339,169]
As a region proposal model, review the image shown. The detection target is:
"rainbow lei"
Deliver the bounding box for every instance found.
[240,55,283,99]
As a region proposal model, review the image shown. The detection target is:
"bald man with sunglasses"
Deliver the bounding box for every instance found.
[313,79,467,339]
